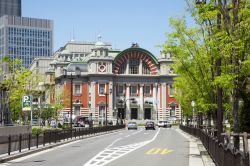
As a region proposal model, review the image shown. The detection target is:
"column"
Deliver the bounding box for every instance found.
[166,84,170,118]
[126,59,129,74]
[113,84,117,120]
[109,81,113,121]
[157,84,161,120]
[153,83,157,120]
[162,83,167,120]
[91,81,96,120]
[126,84,130,119]
[139,59,142,75]
[139,84,144,120]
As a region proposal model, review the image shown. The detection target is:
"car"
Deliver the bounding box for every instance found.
[127,122,138,130]
[145,121,155,130]
[73,116,87,127]
[158,121,172,128]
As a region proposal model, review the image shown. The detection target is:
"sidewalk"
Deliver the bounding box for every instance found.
[176,128,215,166]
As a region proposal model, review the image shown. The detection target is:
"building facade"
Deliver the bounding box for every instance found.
[0,15,53,68]
[47,41,180,124]
[0,0,21,17]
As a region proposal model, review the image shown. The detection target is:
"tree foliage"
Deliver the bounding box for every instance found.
[163,0,250,133]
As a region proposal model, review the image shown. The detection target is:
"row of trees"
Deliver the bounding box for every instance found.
[163,0,250,148]
[0,56,63,125]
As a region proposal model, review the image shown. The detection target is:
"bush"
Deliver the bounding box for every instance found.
[57,123,62,128]
[137,122,145,126]
[62,123,70,129]
[32,127,43,134]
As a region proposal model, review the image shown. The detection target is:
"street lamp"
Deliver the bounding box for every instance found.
[191,101,195,126]
[100,87,112,126]
[63,68,81,129]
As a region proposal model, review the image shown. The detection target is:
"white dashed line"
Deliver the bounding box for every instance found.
[83,129,160,166]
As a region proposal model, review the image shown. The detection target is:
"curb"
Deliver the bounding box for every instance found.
[176,128,215,166]
[0,128,125,164]
[175,128,205,166]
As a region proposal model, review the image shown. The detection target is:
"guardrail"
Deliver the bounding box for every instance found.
[0,125,125,156]
[180,125,250,166]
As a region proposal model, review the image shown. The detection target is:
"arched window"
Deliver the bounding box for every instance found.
[118,62,126,74]
[142,61,150,75]
[129,59,139,74]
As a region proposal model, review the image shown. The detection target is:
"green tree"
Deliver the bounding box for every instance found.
[163,0,250,148]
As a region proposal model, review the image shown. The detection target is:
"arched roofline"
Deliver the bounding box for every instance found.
[114,47,158,65]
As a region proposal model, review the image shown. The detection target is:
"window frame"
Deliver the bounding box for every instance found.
[98,83,106,96]
[131,85,138,96]
[118,85,124,95]
[74,84,82,95]
[144,85,151,96]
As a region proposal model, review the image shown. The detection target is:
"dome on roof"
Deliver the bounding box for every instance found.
[61,49,71,55]
[95,41,105,48]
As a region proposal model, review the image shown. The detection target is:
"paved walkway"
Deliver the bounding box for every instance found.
[176,128,215,166]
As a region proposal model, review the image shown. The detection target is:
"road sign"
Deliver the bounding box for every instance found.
[22,95,32,111]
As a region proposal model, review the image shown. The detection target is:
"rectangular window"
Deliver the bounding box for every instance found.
[74,106,81,116]
[99,83,106,95]
[74,84,81,95]
[144,85,151,96]
[169,85,175,96]
[118,85,124,95]
[131,85,137,96]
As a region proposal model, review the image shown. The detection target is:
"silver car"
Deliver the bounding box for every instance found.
[127,122,138,130]
[158,121,172,128]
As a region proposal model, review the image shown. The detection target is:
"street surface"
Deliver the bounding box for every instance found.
[1,127,189,166]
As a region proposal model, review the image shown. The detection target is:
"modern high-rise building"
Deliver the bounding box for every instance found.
[0,15,53,68]
[0,0,53,68]
[0,0,21,17]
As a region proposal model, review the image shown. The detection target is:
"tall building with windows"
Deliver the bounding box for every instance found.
[0,0,53,68]
[46,40,181,125]
[0,15,53,68]
[0,0,21,17]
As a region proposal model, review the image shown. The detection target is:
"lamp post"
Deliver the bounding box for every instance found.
[63,68,81,129]
[191,101,195,126]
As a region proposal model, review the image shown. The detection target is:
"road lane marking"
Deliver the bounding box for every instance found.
[145,148,173,155]
[146,148,162,154]
[160,148,173,154]
[83,128,161,166]
[106,138,122,149]
[0,130,127,166]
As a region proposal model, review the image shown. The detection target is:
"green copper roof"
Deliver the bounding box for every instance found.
[114,47,158,64]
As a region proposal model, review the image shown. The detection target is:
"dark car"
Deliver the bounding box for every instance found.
[145,121,155,130]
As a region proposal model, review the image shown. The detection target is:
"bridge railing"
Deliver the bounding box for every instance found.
[180,125,250,166]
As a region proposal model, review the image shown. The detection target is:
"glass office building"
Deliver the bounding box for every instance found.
[0,15,53,68]
[0,0,21,17]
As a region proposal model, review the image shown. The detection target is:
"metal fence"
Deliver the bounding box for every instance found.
[0,125,125,156]
[180,125,250,166]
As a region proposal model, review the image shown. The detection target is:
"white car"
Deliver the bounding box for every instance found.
[158,121,172,128]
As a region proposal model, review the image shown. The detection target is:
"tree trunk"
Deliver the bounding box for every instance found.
[232,88,240,149]
[208,111,212,127]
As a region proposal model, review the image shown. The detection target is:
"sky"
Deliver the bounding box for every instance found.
[22,0,193,57]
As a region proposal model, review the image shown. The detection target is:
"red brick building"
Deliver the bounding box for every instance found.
[47,41,181,124]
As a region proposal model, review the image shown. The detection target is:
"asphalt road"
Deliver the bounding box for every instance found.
[1,127,189,166]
